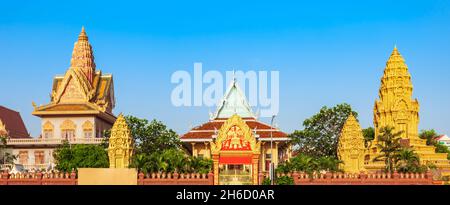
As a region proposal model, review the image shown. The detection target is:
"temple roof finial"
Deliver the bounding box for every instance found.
[391,44,400,56]
[78,26,88,41]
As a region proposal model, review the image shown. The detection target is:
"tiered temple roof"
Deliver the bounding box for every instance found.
[32,27,116,123]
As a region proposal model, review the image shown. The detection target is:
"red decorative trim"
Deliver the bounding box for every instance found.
[219,156,252,164]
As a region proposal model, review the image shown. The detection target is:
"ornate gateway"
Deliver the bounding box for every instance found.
[210,114,261,185]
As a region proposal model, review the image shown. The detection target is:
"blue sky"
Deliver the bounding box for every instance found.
[1,0,449,137]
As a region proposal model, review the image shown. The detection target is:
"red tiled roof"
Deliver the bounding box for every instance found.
[181,118,287,139]
[0,106,30,138]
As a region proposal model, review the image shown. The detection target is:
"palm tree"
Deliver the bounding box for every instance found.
[419,129,438,146]
[373,126,403,174]
[316,156,342,172]
[395,148,421,173]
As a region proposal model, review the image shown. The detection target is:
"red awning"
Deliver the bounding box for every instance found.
[219,156,252,164]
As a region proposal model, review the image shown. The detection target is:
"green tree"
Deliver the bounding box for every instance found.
[125,116,182,155]
[395,148,426,173]
[290,103,358,157]
[419,129,438,146]
[417,129,450,159]
[373,126,403,174]
[53,141,109,172]
[0,134,16,165]
[276,154,342,174]
[275,176,294,185]
[362,127,375,147]
[106,115,211,174]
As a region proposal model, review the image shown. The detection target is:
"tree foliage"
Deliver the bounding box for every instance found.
[418,129,450,159]
[126,116,182,155]
[0,135,16,164]
[132,149,212,174]
[362,127,375,147]
[395,148,427,173]
[276,154,342,174]
[117,116,211,174]
[373,126,403,174]
[289,103,358,157]
[419,129,439,146]
[53,141,109,172]
[275,176,294,185]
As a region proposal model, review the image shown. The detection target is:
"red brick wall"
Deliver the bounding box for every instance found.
[0,171,440,185]
[269,171,436,185]
[137,172,214,185]
[0,171,77,185]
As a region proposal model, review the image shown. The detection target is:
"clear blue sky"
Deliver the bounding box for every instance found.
[1,0,449,137]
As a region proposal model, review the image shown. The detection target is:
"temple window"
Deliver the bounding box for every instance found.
[18,151,28,165]
[42,121,54,139]
[82,121,94,138]
[60,120,76,141]
[34,151,45,165]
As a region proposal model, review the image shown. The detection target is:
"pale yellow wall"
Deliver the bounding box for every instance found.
[40,116,112,139]
[192,143,211,159]
[40,116,96,139]
[12,148,54,168]
[78,168,137,185]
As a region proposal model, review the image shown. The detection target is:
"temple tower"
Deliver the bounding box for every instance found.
[337,114,366,173]
[373,46,420,144]
[108,114,133,168]
[366,46,450,171]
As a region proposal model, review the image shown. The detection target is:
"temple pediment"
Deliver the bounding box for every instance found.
[210,114,260,155]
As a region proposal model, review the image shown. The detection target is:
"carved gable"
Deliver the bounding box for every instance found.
[60,77,86,102]
[210,114,260,155]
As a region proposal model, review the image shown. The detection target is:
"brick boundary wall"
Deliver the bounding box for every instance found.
[0,170,443,185]
[137,172,214,185]
[0,171,77,185]
[260,171,441,185]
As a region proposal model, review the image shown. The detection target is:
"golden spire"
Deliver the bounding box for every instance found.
[70,26,96,84]
[378,46,412,100]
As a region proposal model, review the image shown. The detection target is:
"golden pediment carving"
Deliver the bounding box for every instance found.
[82,120,93,131]
[60,119,76,130]
[43,121,54,131]
[210,114,260,155]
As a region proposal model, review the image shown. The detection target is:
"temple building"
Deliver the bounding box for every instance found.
[5,27,116,170]
[180,80,291,185]
[364,46,450,171]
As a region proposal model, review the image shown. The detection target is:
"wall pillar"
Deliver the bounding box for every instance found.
[191,143,196,157]
[204,142,211,159]
[261,142,266,172]
[252,154,259,185]
[212,154,219,185]
[274,142,279,167]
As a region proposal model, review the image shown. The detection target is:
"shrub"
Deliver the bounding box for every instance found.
[276,176,294,185]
